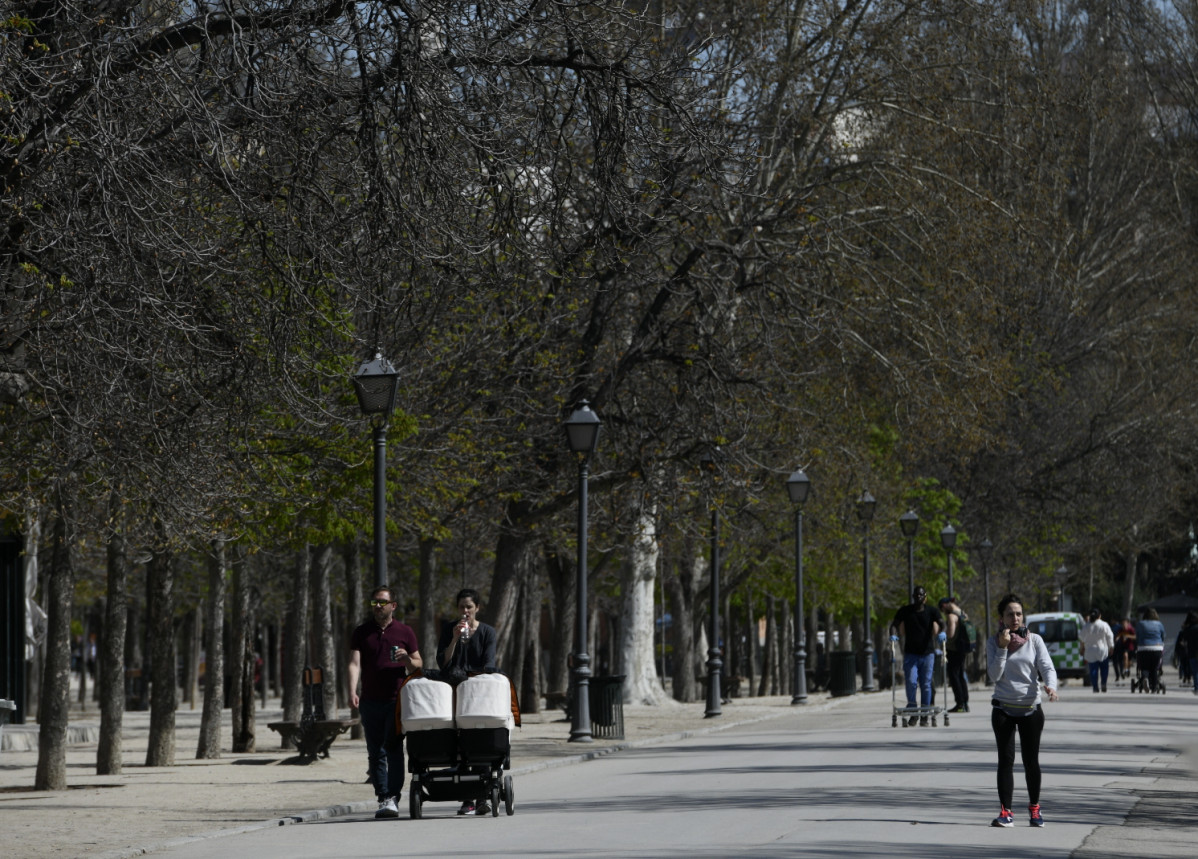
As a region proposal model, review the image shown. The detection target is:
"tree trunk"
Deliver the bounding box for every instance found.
[744,590,756,697]
[544,545,574,699]
[180,608,199,708]
[125,596,144,710]
[619,504,666,705]
[518,571,542,714]
[343,541,364,739]
[35,500,74,791]
[489,501,535,670]
[1122,547,1137,620]
[97,529,129,774]
[757,595,776,696]
[145,544,176,767]
[77,613,89,707]
[781,598,792,697]
[667,544,699,703]
[281,546,311,737]
[311,543,337,719]
[230,546,254,753]
[197,539,227,759]
[417,537,437,669]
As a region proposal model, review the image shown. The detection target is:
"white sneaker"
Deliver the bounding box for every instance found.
[375,796,399,818]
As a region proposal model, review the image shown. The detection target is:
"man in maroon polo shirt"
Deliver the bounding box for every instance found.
[348,585,421,819]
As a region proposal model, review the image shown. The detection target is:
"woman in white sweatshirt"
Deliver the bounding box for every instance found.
[985,593,1059,828]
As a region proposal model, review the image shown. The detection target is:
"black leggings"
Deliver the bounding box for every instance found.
[992,706,1045,808]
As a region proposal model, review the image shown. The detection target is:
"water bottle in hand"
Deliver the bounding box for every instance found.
[460,614,470,642]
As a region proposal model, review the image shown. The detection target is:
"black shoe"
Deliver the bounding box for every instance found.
[919,716,929,727]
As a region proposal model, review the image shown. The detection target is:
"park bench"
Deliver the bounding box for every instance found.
[267,666,358,763]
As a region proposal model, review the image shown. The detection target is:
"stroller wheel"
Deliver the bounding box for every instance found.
[504,775,515,816]
[491,782,501,817]
[409,787,422,820]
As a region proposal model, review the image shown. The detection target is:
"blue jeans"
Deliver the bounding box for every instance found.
[1087,658,1109,690]
[903,652,935,709]
[360,698,404,799]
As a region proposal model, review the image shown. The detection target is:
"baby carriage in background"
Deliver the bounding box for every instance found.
[1130,651,1166,695]
[400,670,519,819]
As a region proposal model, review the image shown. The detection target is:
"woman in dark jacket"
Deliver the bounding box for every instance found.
[436,588,498,675]
[435,588,498,815]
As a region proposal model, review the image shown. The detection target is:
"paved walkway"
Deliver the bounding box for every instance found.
[2,678,1195,859]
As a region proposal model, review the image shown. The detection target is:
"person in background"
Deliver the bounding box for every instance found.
[1080,608,1114,693]
[986,593,1059,828]
[347,585,422,819]
[890,586,943,727]
[938,596,970,713]
[1176,611,1198,695]
[1135,608,1166,692]
[1113,618,1136,682]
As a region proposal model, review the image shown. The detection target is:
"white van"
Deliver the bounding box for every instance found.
[1025,612,1086,681]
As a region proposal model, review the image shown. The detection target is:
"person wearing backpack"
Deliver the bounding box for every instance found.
[939,596,971,713]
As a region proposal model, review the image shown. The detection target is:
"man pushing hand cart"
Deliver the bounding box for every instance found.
[890,586,949,727]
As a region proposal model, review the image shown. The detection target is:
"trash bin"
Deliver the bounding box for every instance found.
[828,651,857,698]
[589,675,625,739]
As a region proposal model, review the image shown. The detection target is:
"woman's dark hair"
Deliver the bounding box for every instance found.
[997,593,1024,617]
[1184,611,1198,627]
[455,588,481,607]
[1142,607,1159,620]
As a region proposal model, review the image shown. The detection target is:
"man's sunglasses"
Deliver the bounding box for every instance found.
[368,599,394,608]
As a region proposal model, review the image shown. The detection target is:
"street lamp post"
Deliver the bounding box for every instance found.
[899,510,919,595]
[978,538,993,686]
[352,353,400,589]
[702,448,724,718]
[1055,564,1068,612]
[940,523,957,601]
[564,400,601,743]
[856,491,877,693]
[787,469,811,705]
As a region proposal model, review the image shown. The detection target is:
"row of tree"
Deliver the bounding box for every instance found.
[5,0,1198,789]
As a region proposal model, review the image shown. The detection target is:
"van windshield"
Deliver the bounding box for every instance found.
[1029,619,1078,642]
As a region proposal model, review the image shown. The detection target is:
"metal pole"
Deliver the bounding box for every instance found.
[907,537,915,596]
[946,549,954,602]
[792,508,808,704]
[372,423,388,589]
[659,571,666,691]
[570,458,594,742]
[862,522,876,692]
[705,508,723,717]
[983,553,992,687]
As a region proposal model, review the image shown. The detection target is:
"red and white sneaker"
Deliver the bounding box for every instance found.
[1028,804,1044,827]
[991,806,1014,827]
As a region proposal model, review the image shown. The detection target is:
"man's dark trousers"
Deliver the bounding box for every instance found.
[360,698,404,799]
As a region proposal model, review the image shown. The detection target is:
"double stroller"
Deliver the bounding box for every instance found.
[399,670,519,819]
